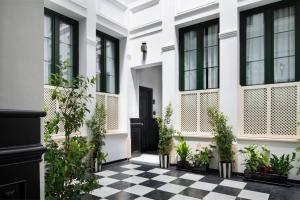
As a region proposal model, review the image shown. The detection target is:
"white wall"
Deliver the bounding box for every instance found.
[136,66,162,116]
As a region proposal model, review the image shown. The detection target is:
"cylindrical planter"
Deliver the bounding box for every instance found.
[94,159,102,172]
[219,161,232,179]
[159,154,170,168]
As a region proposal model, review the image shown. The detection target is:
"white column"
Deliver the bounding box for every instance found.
[79,0,97,136]
[219,0,239,136]
[161,0,177,120]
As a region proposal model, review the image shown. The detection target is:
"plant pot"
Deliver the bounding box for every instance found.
[177,160,191,170]
[193,165,209,175]
[244,171,290,186]
[219,161,232,179]
[159,154,169,168]
[94,159,102,172]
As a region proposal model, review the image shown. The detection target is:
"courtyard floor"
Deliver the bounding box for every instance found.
[82,161,300,200]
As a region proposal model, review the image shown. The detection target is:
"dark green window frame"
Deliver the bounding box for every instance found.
[96,30,119,94]
[240,0,300,86]
[44,8,79,84]
[179,19,219,91]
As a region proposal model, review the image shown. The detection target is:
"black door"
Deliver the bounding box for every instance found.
[139,86,158,152]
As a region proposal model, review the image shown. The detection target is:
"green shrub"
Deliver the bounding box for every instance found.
[193,147,212,167]
[44,62,97,200]
[239,145,270,173]
[208,108,235,163]
[176,134,191,162]
[86,103,107,169]
[270,153,296,176]
[156,103,174,155]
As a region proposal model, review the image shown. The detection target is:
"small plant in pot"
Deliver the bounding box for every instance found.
[192,146,213,174]
[208,108,235,178]
[176,133,191,169]
[86,103,108,172]
[156,103,174,168]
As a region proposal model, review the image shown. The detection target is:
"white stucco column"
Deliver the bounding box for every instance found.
[79,0,97,136]
[161,0,177,121]
[219,0,239,136]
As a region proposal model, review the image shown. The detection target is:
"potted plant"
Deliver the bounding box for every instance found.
[176,133,191,170]
[156,103,174,168]
[240,144,295,186]
[87,103,108,172]
[208,108,235,178]
[192,146,213,174]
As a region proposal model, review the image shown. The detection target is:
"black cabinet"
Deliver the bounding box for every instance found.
[0,110,46,200]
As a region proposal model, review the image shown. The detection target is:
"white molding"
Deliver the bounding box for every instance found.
[175,1,219,21]
[70,0,86,8]
[109,0,128,11]
[96,13,128,36]
[219,30,238,40]
[130,0,159,13]
[161,44,175,53]
[130,20,162,34]
[130,27,162,40]
[131,61,162,69]
[87,37,97,47]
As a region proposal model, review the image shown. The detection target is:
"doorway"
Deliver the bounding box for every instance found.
[139,86,158,152]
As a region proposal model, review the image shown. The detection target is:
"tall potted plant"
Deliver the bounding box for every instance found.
[87,103,107,172]
[208,108,235,178]
[156,103,174,168]
[44,62,97,199]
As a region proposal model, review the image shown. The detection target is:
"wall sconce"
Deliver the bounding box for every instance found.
[141,42,147,54]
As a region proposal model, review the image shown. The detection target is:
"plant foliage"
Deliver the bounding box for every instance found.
[176,133,191,162]
[193,147,212,167]
[270,153,296,176]
[208,108,235,162]
[156,103,174,155]
[86,103,107,168]
[44,62,97,200]
[239,145,270,173]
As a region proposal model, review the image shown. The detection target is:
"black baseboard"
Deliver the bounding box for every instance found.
[102,158,129,166]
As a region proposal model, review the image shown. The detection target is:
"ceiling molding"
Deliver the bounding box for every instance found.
[175,1,219,21]
[109,0,128,11]
[130,0,159,13]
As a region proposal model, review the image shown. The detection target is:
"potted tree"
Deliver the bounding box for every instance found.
[208,108,235,178]
[192,146,213,174]
[87,103,107,172]
[156,103,174,168]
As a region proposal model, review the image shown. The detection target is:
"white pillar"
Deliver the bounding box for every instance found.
[219,0,239,136]
[79,0,97,136]
[161,0,177,120]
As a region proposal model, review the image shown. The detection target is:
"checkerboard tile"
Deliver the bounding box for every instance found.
[85,162,277,200]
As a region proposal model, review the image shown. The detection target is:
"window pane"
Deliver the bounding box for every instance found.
[203,23,219,89]
[59,22,73,81]
[106,40,115,58]
[96,36,101,91]
[189,70,197,90]
[184,31,197,51]
[107,58,115,76]
[246,61,265,85]
[273,6,295,83]
[44,15,52,84]
[106,75,115,93]
[246,13,265,85]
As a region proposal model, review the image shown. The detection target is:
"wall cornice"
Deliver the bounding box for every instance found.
[130,0,159,13]
[219,30,238,40]
[162,44,175,53]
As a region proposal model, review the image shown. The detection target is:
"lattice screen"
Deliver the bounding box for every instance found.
[181,93,197,132]
[180,90,219,134]
[199,92,219,132]
[271,86,297,136]
[44,87,56,122]
[240,83,300,139]
[243,88,267,135]
[96,93,119,131]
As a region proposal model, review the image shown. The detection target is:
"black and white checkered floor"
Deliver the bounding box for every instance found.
[82,161,300,200]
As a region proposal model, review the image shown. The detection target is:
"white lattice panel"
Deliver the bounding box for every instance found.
[179,89,219,135]
[44,87,56,122]
[271,86,297,136]
[199,92,219,132]
[96,93,119,131]
[243,88,267,135]
[181,93,197,132]
[107,96,119,130]
[240,83,300,140]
